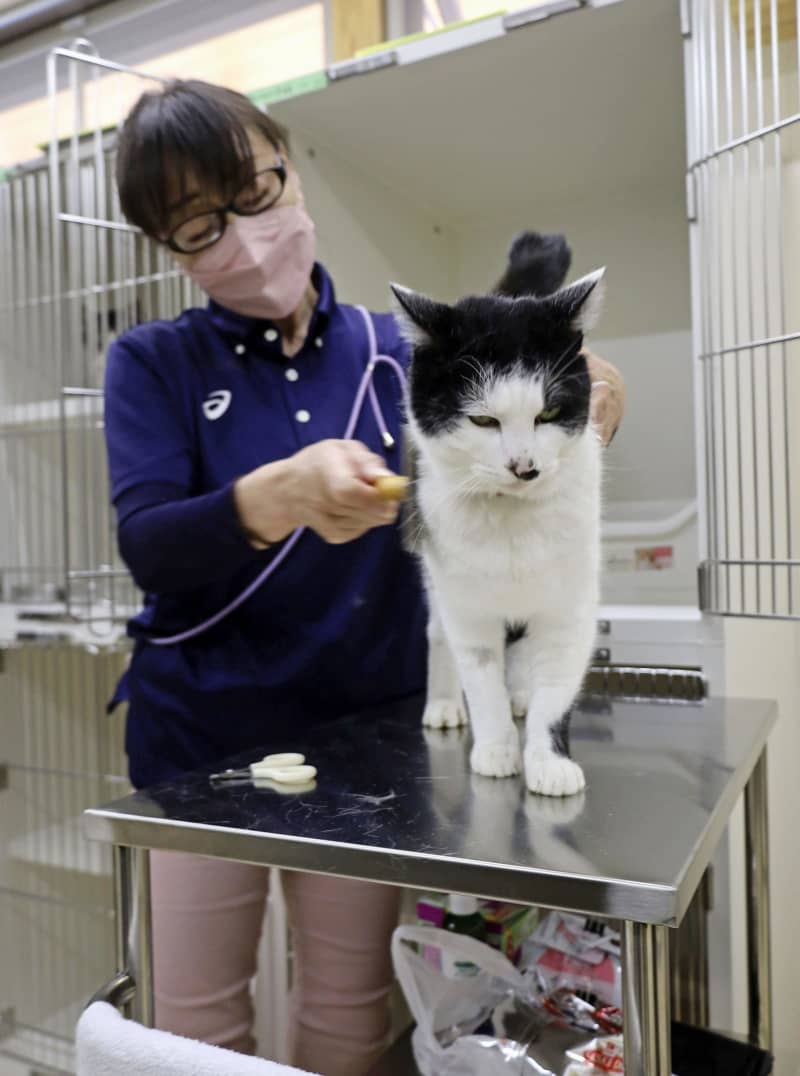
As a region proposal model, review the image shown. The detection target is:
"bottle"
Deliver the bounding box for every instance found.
[442,893,487,979]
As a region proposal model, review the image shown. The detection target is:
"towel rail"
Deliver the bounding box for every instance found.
[86,971,135,1014]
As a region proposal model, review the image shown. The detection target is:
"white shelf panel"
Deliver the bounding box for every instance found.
[8,818,109,877]
[0,396,102,431]
[274,0,683,223]
[0,602,131,650]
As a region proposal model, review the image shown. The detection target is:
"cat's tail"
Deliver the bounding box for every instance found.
[493,230,572,299]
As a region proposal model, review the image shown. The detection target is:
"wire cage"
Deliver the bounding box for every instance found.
[0,42,200,1075]
[0,641,129,1074]
[0,42,203,634]
[685,0,800,618]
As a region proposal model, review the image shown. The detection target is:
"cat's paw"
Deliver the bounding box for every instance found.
[423,698,467,729]
[525,753,586,797]
[471,732,522,778]
[510,691,529,720]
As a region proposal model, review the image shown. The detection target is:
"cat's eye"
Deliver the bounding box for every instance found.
[537,405,561,424]
[469,415,501,429]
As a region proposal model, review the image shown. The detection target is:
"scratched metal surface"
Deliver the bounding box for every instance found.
[83,694,775,924]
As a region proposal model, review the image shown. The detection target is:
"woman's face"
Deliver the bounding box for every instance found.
[165,130,299,270]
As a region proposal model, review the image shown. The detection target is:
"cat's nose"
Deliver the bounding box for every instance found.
[508,461,540,481]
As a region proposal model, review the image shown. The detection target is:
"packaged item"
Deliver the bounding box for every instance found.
[524,912,622,1008]
[442,894,488,979]
[530,912,621,965]
[416,893,449,970]
[483,900,539,965]
[416,892,449,929]
[417,893,538,967]
[563,1034,624,1074]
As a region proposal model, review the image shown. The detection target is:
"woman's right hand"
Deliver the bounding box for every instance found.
[234,439,400,547]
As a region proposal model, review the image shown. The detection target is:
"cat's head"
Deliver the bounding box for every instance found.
[391,268,604,496]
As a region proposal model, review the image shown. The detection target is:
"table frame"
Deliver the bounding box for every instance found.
[109,748,772,1075]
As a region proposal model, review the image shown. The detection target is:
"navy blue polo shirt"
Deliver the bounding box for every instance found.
[104,264,427,788]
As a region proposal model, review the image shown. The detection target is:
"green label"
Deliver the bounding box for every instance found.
[250,70,328,108]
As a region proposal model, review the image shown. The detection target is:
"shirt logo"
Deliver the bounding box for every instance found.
[203,390,232,421]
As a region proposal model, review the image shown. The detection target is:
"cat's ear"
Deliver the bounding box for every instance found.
[550,267,605,332]
[390,284,453,347]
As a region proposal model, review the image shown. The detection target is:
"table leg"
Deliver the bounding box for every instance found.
[744,747,772,1050]
[113,844,154,1027]
[622,922,672,1076]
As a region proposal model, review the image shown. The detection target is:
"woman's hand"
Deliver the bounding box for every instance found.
[234,440,399,547]
[585,350,625,446]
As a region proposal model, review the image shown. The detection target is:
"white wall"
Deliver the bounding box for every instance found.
[724,620,800,1075]
[451,188,693,337]
[293,130,456,311]
[453,188,696,509]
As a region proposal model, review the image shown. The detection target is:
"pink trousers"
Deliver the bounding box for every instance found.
[150,851,401,1076]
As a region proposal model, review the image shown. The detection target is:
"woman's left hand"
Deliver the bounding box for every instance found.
[585,349,625,446]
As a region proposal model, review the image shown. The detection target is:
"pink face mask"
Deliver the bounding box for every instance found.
[186,196,316,320]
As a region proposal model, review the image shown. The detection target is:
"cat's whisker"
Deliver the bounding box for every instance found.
[545,365,583,395]
[549,365,586,386]
[440,475,482,506]
[545,345,586,389]
[456,355,488,387]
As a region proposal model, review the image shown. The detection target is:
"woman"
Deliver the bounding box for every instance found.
[105,79,624,1074]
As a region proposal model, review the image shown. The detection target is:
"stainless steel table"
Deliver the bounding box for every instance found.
[84,694,776,1076]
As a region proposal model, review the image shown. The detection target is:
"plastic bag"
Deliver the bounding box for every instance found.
[392,925,608,1075]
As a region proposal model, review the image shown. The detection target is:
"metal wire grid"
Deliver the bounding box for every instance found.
[0,642,129,1071]
[0,44,202,632]
[47,45,203,627]
[0,43,203,1074]
[685,0,800,617]
[0,158,64,610]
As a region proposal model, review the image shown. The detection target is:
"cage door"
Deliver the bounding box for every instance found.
[47,42,202,629]
[684,0,800,618]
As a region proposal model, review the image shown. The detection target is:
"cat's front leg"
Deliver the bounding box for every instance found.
[422,592,467,730]
[523,613,594,797]
[443,612,521,779]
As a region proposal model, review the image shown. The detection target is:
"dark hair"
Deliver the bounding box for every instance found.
[115,79,289,239]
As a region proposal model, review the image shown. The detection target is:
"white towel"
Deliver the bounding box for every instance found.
[76,1001,320,1076]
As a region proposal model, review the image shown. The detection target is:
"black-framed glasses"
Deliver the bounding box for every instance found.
[166,158,288,254]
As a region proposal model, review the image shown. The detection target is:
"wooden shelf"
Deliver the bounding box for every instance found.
[731,0,797,47]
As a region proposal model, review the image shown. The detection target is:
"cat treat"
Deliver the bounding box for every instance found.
[374,474,410,501]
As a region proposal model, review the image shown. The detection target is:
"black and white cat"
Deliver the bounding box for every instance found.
[392,233,604,797]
